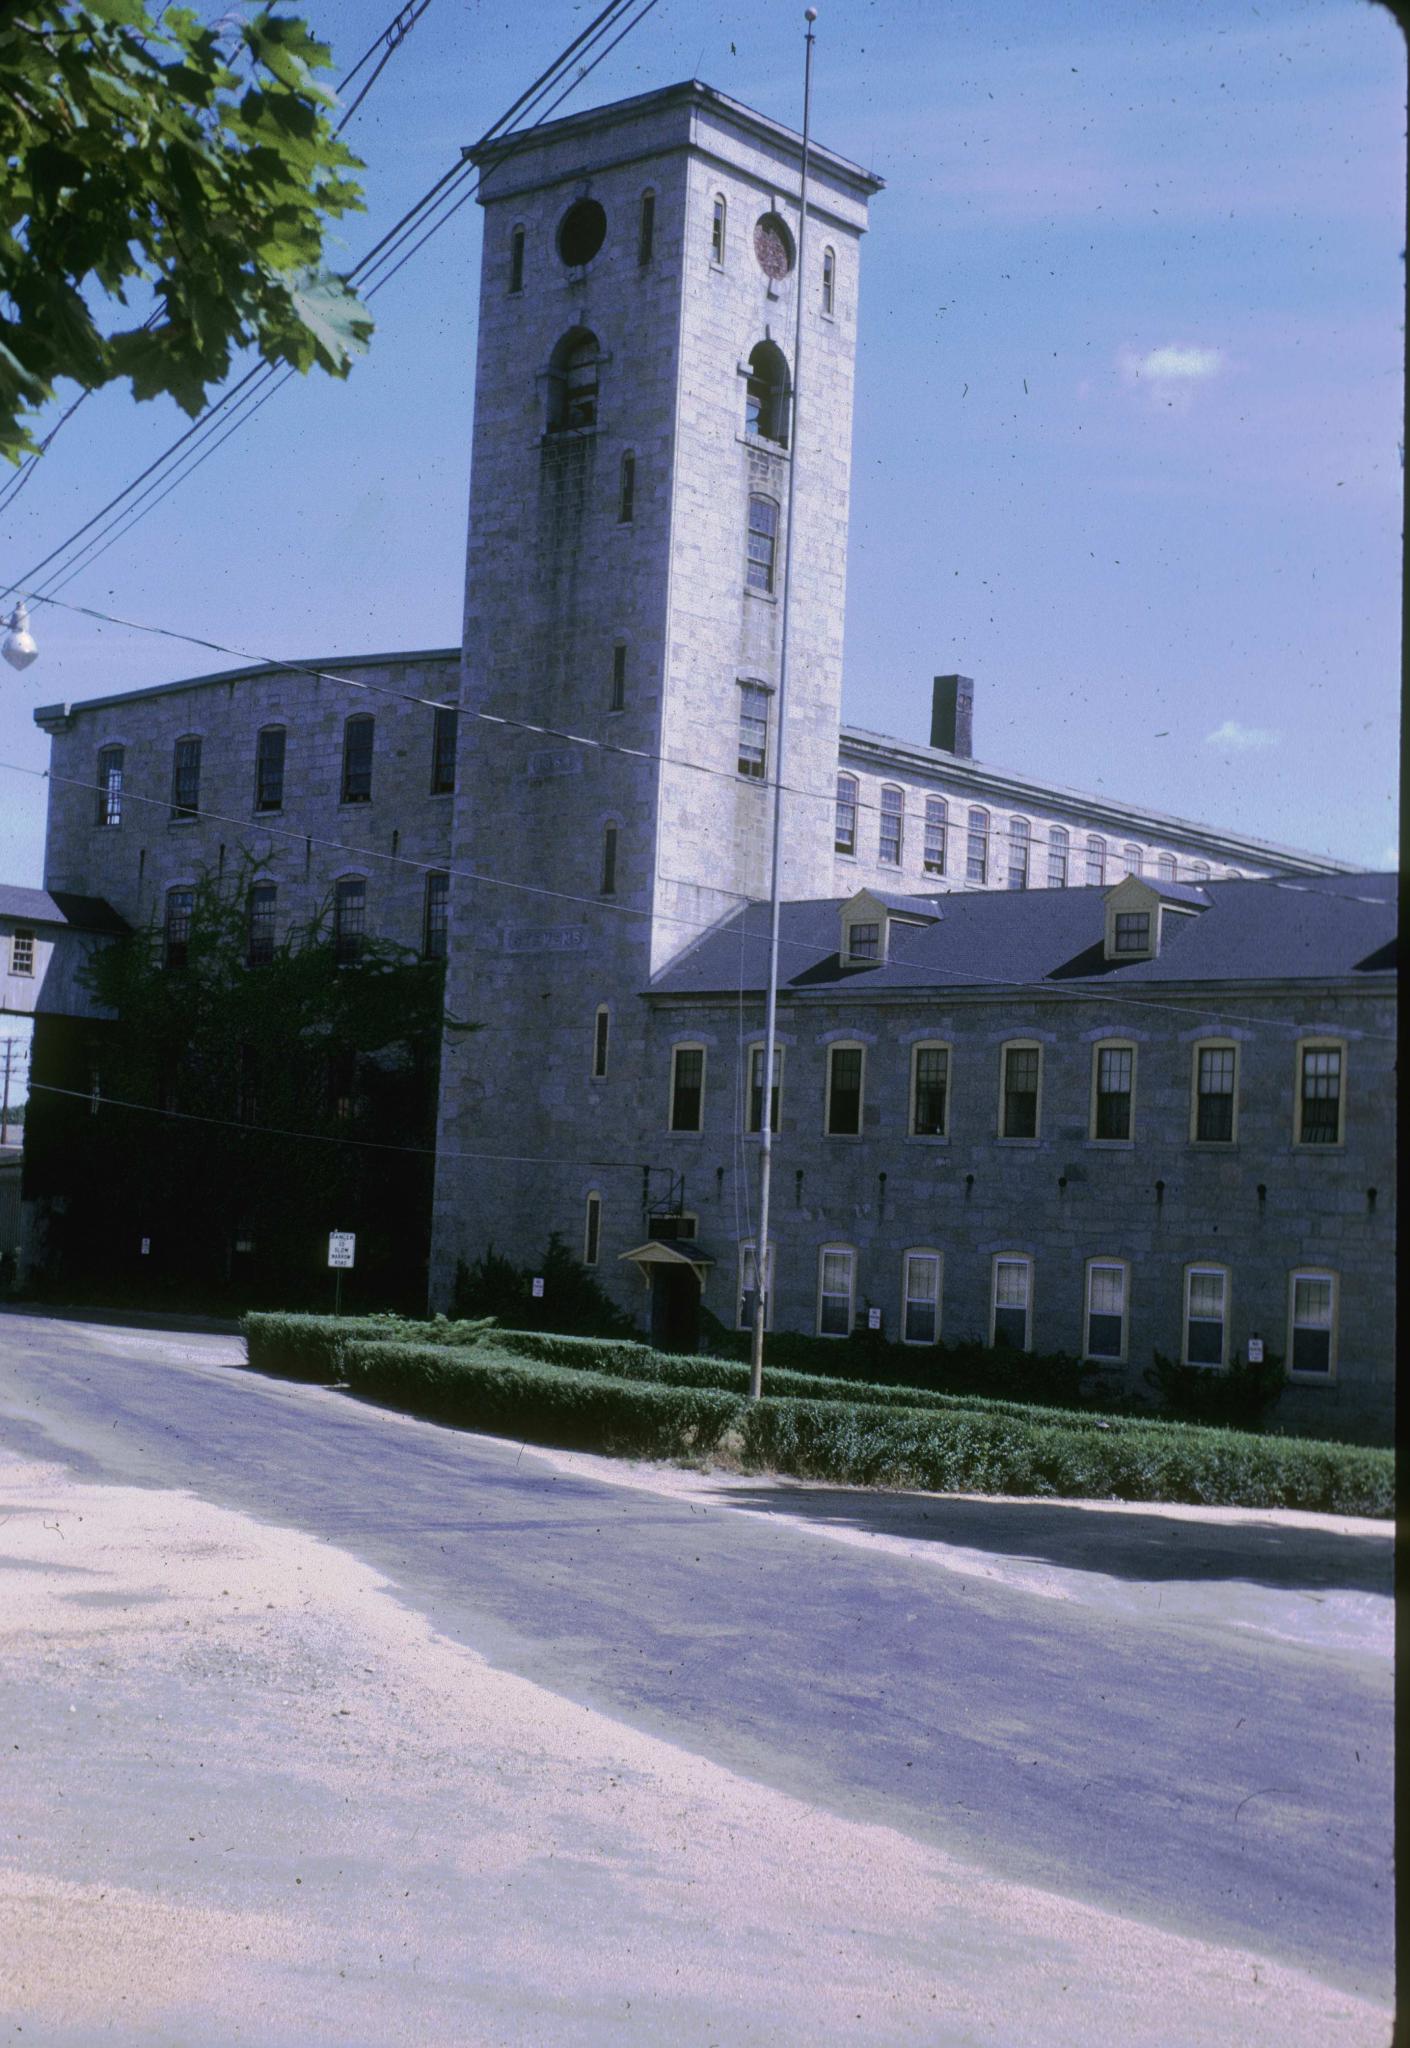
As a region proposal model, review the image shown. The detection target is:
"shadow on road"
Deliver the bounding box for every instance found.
[1,1303,241,1338]
[706,1485,1394,1595]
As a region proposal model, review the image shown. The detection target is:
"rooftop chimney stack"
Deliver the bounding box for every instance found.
[931,674,974,758]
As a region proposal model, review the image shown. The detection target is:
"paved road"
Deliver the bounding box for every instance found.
[0,1310,1393,2003]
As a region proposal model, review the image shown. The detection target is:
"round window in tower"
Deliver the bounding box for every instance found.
[753,212,795,280]
[557,198,607,267]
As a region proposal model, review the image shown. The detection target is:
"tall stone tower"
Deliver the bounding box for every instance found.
[431,81,880,1300]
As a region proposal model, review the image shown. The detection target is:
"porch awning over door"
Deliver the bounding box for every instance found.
[618,1240,716,1286]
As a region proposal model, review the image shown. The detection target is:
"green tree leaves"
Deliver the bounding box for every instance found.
[0,3,372,462]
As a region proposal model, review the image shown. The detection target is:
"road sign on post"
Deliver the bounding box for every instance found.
[328,1232,356,1269]
[531,1276,545,1299]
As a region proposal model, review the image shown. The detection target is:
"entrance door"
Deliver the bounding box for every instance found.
[649,1264,700,1353]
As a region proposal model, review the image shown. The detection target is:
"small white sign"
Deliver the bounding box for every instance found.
[1246,1336,1264,1363]
[867,1307,882,1331]
[328,1231,356,1270]
[140,1237,151,1256]
[531,1276,545,1299]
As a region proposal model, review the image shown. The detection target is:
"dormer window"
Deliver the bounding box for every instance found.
[1103,874,1208,961]
[847,921,881,964]
[1113,911,1151,954]
[839,888,941,969]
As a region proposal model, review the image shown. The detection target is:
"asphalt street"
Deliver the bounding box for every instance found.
[0,1309,1394,2005]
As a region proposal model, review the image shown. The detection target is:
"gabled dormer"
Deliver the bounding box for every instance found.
[840,889,942,969]
[1103,874,1209,963]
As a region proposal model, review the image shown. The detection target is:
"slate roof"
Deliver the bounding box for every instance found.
[649,872,1397,1000]
[0,885,129,935]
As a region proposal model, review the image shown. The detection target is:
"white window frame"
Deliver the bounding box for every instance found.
[591,1005,610,1080]
[821,244,836,316]
[901,1249,942,1346]
[923,795,947,875]
[710,192,727,266]
[1084,1257,1129,1364]
[1090,1039,1137,1144]
[96,742,124,827]
[737,678,770,779]
[1189,1038,1239,1145]
[668,1042,706,1133]
[909,1039,951,1139]
[1122,844,1143,880]
[990,1254,1033,1351]
[824,1040,866,1138]
[1287,1268,1338,1382]
[422,871,449,961]
[878,784,904,867]
[1156,853,1177,881]
[835,773,859,856]
[1294,1036,1347,1148]
[1182,1263,1230,1370]
[1006,816,1031,890]
[997,1039,1043,1141]
[1084,835,1106,885]
[9,928,35,977]
[745,1042,783,1135]
[170,733,202,822]
[1047,825,1069,888]
[966,807,990,885]
[816,1243,856,1338]
[583,1191,602,1267]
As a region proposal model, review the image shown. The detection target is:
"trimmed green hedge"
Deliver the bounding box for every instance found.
[340,1338,745,1458]
[242,1311,494,1381]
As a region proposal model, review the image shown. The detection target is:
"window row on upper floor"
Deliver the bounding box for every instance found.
[832,778,1239,886]
[161,872,449,970]
[640,1032,1354,1150]
[506,190,839,313]
[92,707,458,829]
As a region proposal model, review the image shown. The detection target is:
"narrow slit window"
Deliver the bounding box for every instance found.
[879,785,904,867]
[923,795,947,875]
[737,681,769,779]
[600,823,618,897]
[431,706,458,793]
[618,451,636,523]
[583,1193,602,1267]
[1007,817,1031,890]
[638,190,655,265]
[746,493,778,592]
[834,774,858,856]
[669,1046,704,1131]
[509,224,525,293]
[610,644,627,712]
[1047,825,1069,888]
[423,872,449,960]
[592,1007,610,1079]
[711,194,726,264]
[966,807,989,885]
[822,245,836,315]
[97,745,124,827]
[903,1252,940,1345]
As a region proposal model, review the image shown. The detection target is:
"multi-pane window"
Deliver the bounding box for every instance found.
[923,796,947,875]
[1085,835,1106,885]
[746,493,778,593]
[902,1251,940,1344]
[618,451,636,524]
[737,681,769,778]
[966,807,989,885]
[879,785,904,866]
[583,1193,602,1267]
[1007,817,1031,890]
[1000,1044,1040,1138]
[592,1006,610,1079]
[170,736,201,820]
[1113,911,1150,953]
[9,929,35,976]
[747,1045,781,1134]
[341,715,374,804]
[1194,1044,1236,1142]
[818,1246,855,1337]
[431,706,458,793]
[669,1045,704,1131]
[846,921,880,964]
[97,745,124,827]
[1093,1043,1134,1141]
[711,194,726,263]
[509,223,525,292]
[638,189,655,265]
[1047,826,1069,888]
[910,1044,949,1137]
[1122,844,1143,879]
[826,1044,864,1135]
[991,1256,1032,1350]
[1191,861,1211,881]
[247,882,277,967]
[164,887,194,968]
[423,872,449,960]
[1156,853,1177,881]
[333,876,366,965]
[254,726,285,811]
[610,644,627,712]
[835,774,859,856]
[1289,1271,1336,1376]
[600,823,618,896]
[1085,1261,1127,1361]
[1184,1265,1228,1366]
[822,246,836,315]
[1297,1043,1343,1145]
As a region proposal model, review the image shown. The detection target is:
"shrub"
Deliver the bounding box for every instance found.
[242,1310,495,1380]
[340,1338,745,1458]
[1144,1348,1288,1431]
[452,1235,636,1338]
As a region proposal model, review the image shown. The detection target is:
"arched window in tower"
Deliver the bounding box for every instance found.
[509,224,525,294]
[548,327,600,432]
[744,340,790,446]
[638,189,655,266]
[746,493,779,592]
[600,822,619,896]
[822,246,836,315]
[710,193,727,264]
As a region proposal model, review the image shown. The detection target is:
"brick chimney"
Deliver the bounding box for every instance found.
[930,675,974,757]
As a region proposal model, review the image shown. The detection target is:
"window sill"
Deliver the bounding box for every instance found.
[907,1132,950,1144]
[1287,1369,1337,1386]
[167,816,198,827]
[340,798,373,809]
[254,806,284,818]
[1293,1140,1345,1153]
[744,586,778,605]
[1086,1137,1135,1150]
[823,1131,864,1142]
[736,432,790,459]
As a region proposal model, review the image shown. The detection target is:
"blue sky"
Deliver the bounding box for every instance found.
[0,0,1402,907]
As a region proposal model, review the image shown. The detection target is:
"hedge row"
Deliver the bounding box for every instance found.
[337,1337,1394,1517]
[339,1339,745,1458]
[242,1312,494,1381]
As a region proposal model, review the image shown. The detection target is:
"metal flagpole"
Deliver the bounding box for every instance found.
[750,6,817,1403]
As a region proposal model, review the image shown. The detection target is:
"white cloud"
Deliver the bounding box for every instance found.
[1117,344,1226,408]
[1205,720,1280,751]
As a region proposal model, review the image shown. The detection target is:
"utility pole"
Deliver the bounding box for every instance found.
[749,7,817,1403]
[0,1034,25,1147]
